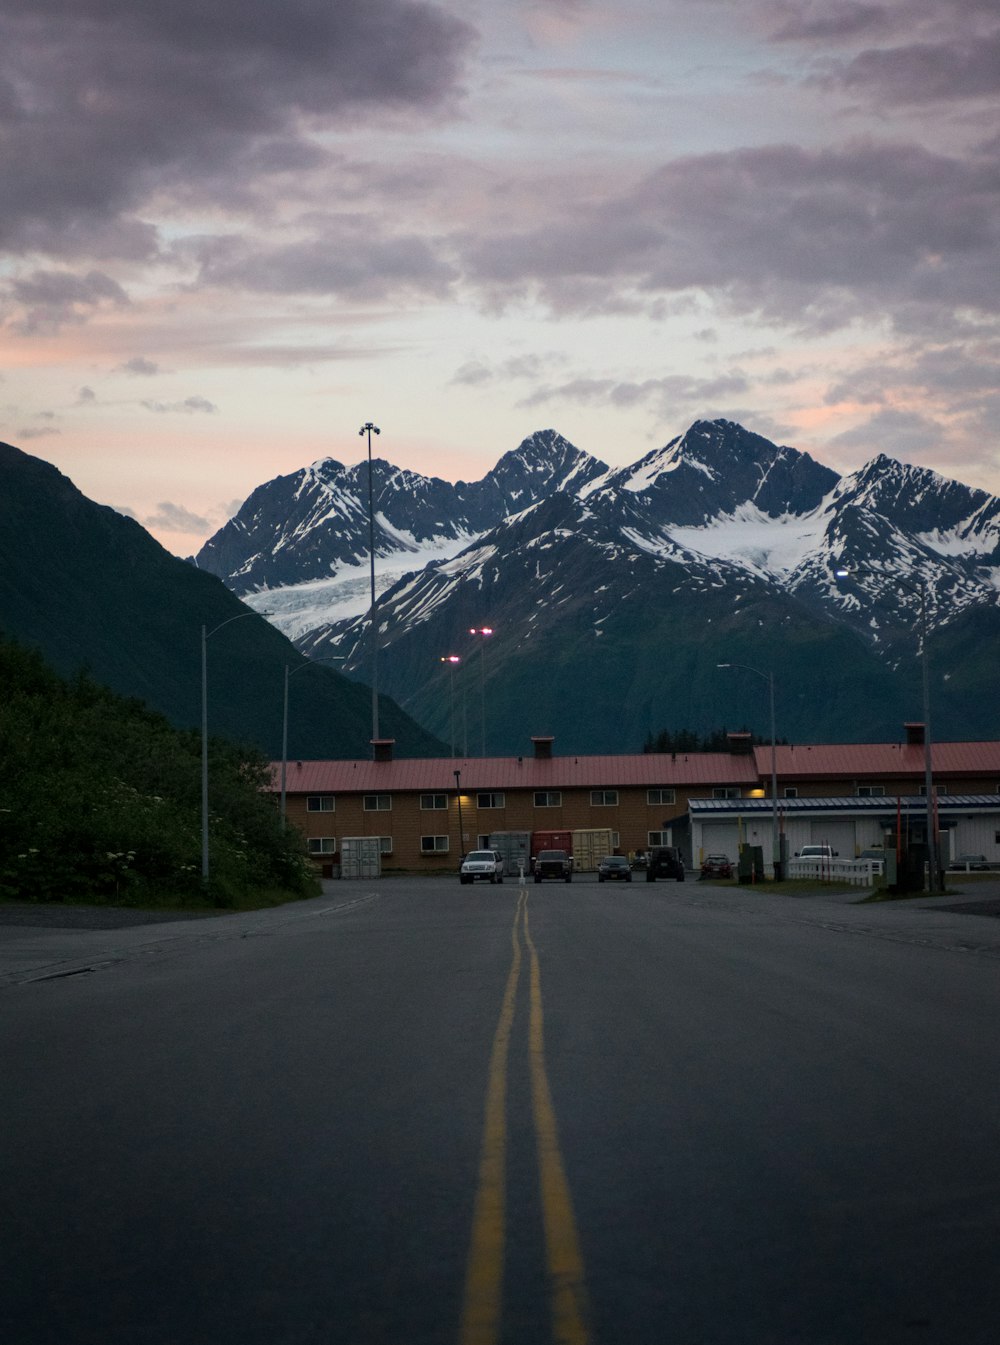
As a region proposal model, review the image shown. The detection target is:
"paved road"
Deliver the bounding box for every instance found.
[2,878,999,1344]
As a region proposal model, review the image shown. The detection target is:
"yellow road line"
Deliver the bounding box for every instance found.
[523,900,592,1345]
[460,891,591,1345]
[459,890,525,1345]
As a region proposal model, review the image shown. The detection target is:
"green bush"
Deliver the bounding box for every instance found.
[0,637,317,906]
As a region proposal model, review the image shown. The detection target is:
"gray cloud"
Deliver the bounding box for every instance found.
[144,501,212,533]
[192,228,456,299]
[6,268,129,333]
[517,372,751,415]
[0,0,474,258]
[461,139,1000,334]
[118,357,160,376]
[140,396,218,414]
[826,407,946,460]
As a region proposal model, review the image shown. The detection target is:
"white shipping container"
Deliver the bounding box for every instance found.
[340,836,382,879]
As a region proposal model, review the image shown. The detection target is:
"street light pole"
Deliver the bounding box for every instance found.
[917,581,941,893]
[718,662,779,879]
[440,655,461,757]
[834,566,940,893]
[468,626,493,757]
[454,769,465,860]
[201,610,270,884]
[359,422,381,745]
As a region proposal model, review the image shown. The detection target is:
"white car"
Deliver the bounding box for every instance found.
[460,850,505,884]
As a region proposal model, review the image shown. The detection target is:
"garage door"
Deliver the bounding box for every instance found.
[699,823,740,861]
[808,821,855,857]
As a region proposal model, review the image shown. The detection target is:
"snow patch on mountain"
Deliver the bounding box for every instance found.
[657,504,830,576]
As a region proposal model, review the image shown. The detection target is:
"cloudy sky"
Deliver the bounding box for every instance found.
[2,0,998,556]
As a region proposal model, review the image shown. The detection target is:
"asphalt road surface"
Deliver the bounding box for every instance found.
[3,877,1000,1344]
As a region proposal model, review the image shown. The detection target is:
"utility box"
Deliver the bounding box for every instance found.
[738,845,765,884]
[340,837,382,879]
[571,828,615,872]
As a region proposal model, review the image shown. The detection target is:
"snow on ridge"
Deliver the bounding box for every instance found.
[244,533,479,637]
[666,503,828,575]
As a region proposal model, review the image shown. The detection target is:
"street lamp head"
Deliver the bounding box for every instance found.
[358,422,380,436]
[441,654,461,664]
[716,662,731,669]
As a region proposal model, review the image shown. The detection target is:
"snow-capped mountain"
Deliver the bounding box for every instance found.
[194,419,1000,752]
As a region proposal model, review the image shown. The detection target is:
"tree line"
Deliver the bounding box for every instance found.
[642,726,787,754]
[0,636,317,907]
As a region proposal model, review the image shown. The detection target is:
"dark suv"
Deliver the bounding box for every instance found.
[646,846,685,882]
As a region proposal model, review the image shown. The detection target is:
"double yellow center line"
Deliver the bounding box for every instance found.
[460,889,591,1345]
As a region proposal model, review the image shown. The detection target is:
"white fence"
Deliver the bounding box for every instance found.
[786,859,882,887]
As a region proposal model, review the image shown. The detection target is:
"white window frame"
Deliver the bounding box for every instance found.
[712,787,740,799]
[420,793,448,811]
[856,784,886,797]
[363,794,392,812]
[377,835,393,854]
[784,786,798,798]
[420,835,450,854]
[647,788,676,806]
[306,795,335,812]
[648,830,670,847]
[307,837,337,855]
[533,790,562,808]
[590,789,619,807]
[477,792,506,809]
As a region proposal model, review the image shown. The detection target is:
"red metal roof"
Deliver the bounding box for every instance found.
[755,741,1000,779]
[272,750,760,794]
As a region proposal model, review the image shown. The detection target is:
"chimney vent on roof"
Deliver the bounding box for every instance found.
[531,736,554,760]
[372,738,395,763]
[904,722,925,747]
[727,732,754,755]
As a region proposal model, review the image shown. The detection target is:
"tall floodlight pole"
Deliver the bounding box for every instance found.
[440,655,461,757]
[201,610,270,883]
[359,422,381,744]
[718,662,779,879]
[469,626,494,757]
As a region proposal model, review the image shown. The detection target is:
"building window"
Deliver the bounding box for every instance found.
[784,787,798,798]
[306,795,334,812]
[363,794,392,812]
[647,788,676,806]
[648,830,670,847]
[421,835,449,854]
[477,792,506,809]
[377,836,393,854]
[856,785,885,797]
[307,837,337,855]
[712,787,740,799]
[534,791,562,807]
[590,789,619,806]
[918,785,939,796]
[420,793,447,810]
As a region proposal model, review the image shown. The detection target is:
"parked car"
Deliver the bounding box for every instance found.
[645,846,685,882]
[795,844,838,860]
[858,847,886,875]
[949,853,990,871]
[460,850,504,884]
[534,849,573,882]
[700,853,733,879]
[598,855,632,882]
